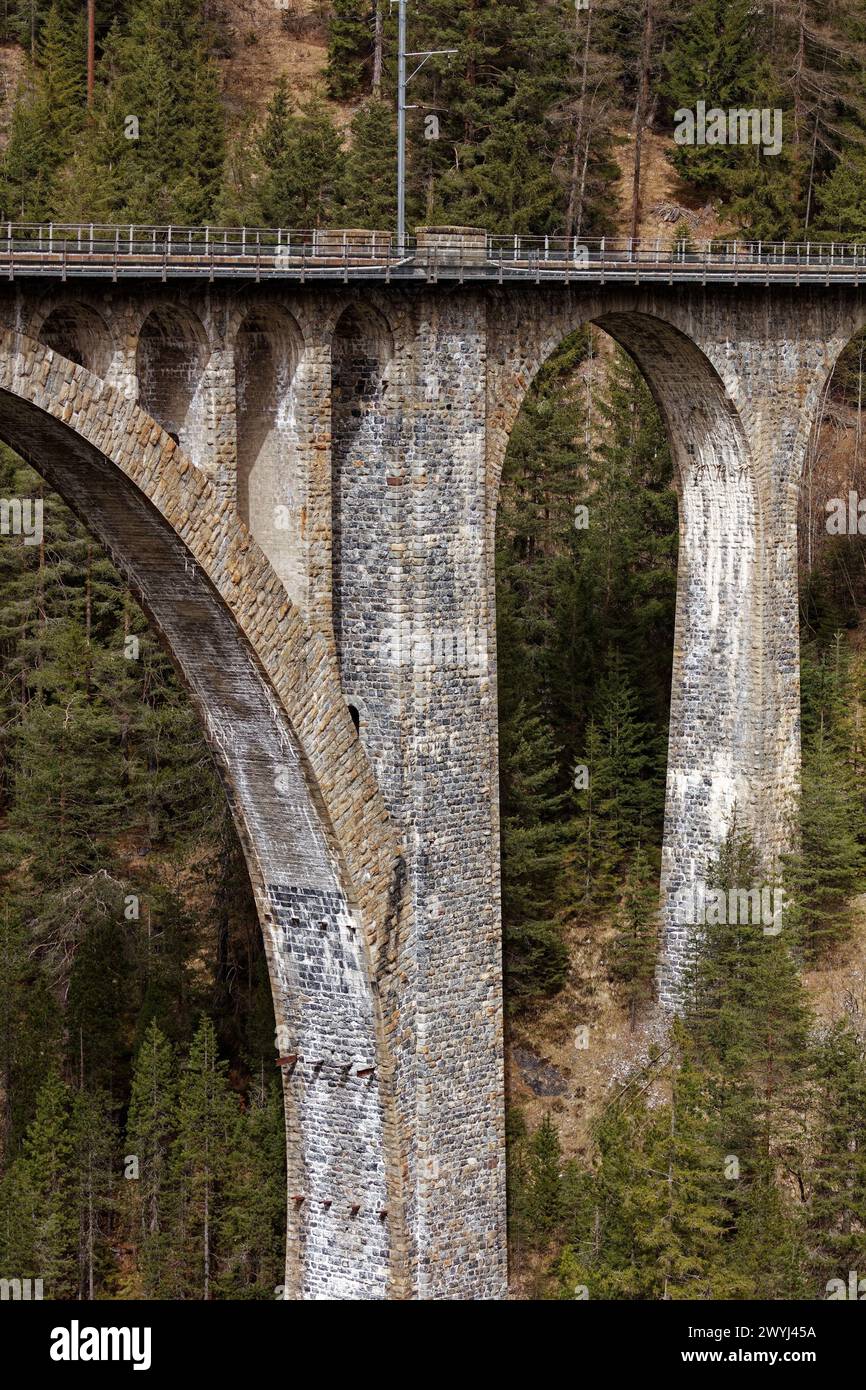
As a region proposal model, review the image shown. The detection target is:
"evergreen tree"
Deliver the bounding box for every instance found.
[342,100,397,229]
[526,1113,563,1246]
[571,660,661,909]
[171,1016,239,1299]
[256,82,344,228]
[13,1070,77,1297]
[635,1039,742,1300]
[808,1021,866,1287]
[126,1019,177,1297]
[53,0,225,224]
[0,3,85,220]
[499,703,569,1002]
[326,0,373,101]
[815,153,866,242]
[608,845,659,1029]
[783,728,866,958]
[216,1076,286,1298]
[73,1087,117,1300]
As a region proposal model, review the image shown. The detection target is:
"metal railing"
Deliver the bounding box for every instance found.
[0,224,863,283]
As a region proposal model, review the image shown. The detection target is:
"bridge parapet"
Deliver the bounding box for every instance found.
[0,222,865,283]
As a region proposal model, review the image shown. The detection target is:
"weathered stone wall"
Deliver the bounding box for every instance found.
[1,277,863,1297]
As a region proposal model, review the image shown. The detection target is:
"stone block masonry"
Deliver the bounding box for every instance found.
[0,270,863,1297]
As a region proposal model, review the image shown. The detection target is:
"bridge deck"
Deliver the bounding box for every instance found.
[0,226,863,285]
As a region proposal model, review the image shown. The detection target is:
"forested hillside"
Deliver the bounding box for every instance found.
[1,0,866,1299]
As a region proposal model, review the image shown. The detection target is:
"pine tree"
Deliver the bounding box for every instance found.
[0,3,85,220]
[126,1019,177,1297]
[216,1076,286,1298]
[499,702,569,1001]
[526,1113,563,1246]
[256,82,344,228]
[572,659,661,909]
[73,1087,117,1300]
[783,728,866,958]
[343,100,397,229]
[171,1016,239,1299]
[15,1070,77,1297]
[808,1021,866,1287]
[53,0,225,224]
[608,845,659,1029]
[408,0,572,232]
[326,0,373,101]
[815,153,866,241]
[635,1038,742,1300]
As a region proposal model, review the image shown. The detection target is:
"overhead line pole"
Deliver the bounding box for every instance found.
[392,0,456,257]
[396,0,407,255]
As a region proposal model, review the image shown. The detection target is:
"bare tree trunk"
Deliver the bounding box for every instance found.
[372,1,384,98]
[87,0,95,108]
[87,1154,95,1301]
[576,130,591,242]
[630,0,654,247]
[566,1,593,238]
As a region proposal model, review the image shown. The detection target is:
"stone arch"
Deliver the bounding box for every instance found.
[233,305,304,601]
[0,329,408,1299]
[330,303,397,782]
[136,304,211,465]
[487,297,766,1005]
[798,307,866,615]
[37,300,114,379]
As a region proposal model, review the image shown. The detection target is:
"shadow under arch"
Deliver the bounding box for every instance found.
[490,303,765,1006]
[37,301,115,379]
[0,340,408,1300]
[798,315,866,624]
[136,303,211,463]
[233,304,304,599]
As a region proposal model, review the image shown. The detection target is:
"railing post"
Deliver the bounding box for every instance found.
[89,222,93,254]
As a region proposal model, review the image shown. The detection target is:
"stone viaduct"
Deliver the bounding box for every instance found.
[1,228,864,1299]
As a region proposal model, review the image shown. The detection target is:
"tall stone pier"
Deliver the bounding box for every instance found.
[0,242,861,1295]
